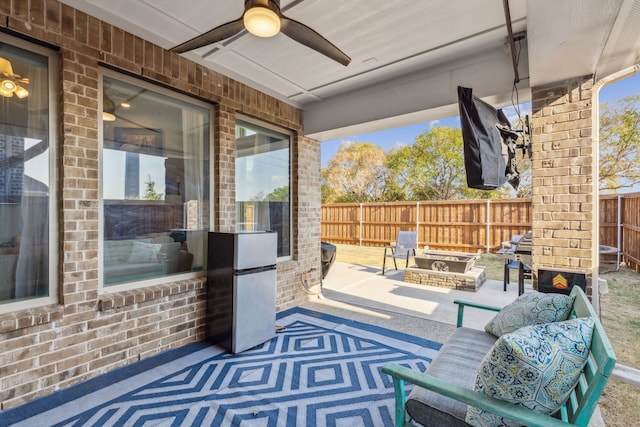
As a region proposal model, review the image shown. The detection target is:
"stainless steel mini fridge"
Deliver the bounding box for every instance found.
[206,231,277,353]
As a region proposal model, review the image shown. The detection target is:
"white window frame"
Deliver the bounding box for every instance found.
[98,70,214,294]
[0,34,58,313]
[235,115,293,261]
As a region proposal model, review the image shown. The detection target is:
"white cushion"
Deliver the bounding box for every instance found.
[127,241,162,264]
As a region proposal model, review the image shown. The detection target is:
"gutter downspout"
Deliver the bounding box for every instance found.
[592,63,640,313]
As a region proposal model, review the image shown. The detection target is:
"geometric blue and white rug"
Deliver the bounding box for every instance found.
[1,307,441,427]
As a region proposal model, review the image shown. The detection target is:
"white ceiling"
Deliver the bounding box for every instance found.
[62,0,640,139]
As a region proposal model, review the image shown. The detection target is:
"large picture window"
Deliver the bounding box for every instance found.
[235,120,291,258]
[101,75,210,287]
[0,38,56,308]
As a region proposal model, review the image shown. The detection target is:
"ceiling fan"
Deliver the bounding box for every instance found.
[170,0,351,66]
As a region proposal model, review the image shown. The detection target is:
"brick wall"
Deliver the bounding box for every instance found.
[530,76,596,291]
[0,0,319,409]
[279,135,323,310]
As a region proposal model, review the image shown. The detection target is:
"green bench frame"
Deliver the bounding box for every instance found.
[382,286,616,427]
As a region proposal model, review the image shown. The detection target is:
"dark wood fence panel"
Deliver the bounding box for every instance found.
[622,193,640,271]
[599,195,619,248]
[321,195,639,270]
[600,195,621,266]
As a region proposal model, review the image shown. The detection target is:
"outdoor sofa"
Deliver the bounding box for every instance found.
[383,285,616,427]
[104,234,193,283]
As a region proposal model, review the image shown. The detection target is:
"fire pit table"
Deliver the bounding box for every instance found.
[414,250,480,273]
[405,249,486,291]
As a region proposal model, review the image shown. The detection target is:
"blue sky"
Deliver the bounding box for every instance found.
[321,72,640,167]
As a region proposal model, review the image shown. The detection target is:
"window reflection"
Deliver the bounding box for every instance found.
[0,42,52,305]
[235,120,291,258]
[102,76,210,286]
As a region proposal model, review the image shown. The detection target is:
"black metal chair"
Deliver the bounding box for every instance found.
[499,234,532,293]
[504,258,532,292]
[382,231,417,275]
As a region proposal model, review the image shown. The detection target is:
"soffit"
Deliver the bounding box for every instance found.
[60,0,640,139]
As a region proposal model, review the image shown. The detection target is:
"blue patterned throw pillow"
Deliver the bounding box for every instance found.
[466,317,595,427]
[485,291,574,337]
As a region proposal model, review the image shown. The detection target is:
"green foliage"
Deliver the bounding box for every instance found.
[265,185,289,201]
[143,174,163,200]
[514,149,532,198]
[385,126,510,200]
[321,169,340,203]
[600,94,640,193]
[322,141,387,203]
[321,125,531,203]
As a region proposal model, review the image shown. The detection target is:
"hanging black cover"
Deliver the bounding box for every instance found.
[457,86,519,190]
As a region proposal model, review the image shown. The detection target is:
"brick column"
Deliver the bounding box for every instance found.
[214,104,237,233]
[530,75,597,296]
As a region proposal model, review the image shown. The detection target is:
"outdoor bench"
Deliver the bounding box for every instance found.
[382,286,616,427]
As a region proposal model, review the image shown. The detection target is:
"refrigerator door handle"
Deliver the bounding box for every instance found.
[234,265,277,275]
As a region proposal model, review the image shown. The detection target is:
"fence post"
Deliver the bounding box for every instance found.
[486,199,491,253]
[416,201,420,248]
[359,203,363,246]
[617,194,622,266]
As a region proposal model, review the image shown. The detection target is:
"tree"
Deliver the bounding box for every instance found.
[384,126,510,200]
[265,185,289,201]
[599,94,640,193]
[513,153,533,198]
[322,142,387,203]
[143,174,163,200]
[321,168,340,203]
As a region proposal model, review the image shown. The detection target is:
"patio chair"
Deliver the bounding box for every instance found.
[382,231,417,275]
[504,258,531,292]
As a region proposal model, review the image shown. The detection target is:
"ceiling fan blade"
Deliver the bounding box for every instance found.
[280,17,350,66]
[170,18,245,53]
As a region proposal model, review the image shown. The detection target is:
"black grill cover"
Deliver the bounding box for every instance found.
[457,86,519,190]
[320,241,336,279]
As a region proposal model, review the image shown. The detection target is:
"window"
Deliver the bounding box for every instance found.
[0,37,57,309]
[101,74,210,287]
[235,119,291,258]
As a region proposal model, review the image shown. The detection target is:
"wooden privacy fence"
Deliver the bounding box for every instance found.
[600,193,640,271]
[321,194,640,271]
[321,198,532,253]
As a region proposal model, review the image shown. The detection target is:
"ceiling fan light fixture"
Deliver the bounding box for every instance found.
[2,79,16,91]
[170,0,350,66]
[0,57,14,76]
[103,93,116,122]
[0,57,30,98]
[244,4,280,37]
[14,85,28,99]
[0,85,13,97]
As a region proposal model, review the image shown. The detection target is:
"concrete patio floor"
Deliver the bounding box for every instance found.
[300,261,532,345]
